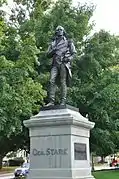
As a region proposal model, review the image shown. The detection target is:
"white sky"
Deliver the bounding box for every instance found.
[74,0,119,35]
[3,0,119,35]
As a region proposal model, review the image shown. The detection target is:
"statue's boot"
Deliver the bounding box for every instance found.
[46,101,54,106]
[46,97,55,107]
[60,98,66,106]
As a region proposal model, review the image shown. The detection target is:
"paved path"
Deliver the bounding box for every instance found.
[0,173,14,179]
[94,165,118,171]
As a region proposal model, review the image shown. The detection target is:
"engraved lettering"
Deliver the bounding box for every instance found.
[46,148,50,155]
[64,148,68,155]
[32,148,68,156]
[32,149,38,156]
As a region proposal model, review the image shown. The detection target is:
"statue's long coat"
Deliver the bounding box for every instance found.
[47,37,76,86]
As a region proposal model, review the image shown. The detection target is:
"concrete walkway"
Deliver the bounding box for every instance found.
[0,173,14,179]
[94,164,118,171]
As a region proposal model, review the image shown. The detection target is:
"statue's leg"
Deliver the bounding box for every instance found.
[60,64,67,105]
[47,66,58,106]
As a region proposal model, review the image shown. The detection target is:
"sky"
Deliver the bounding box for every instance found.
[73,0,119,35]
[3,0,119,35]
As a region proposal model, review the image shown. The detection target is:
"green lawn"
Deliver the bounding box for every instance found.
[93,170,119,179]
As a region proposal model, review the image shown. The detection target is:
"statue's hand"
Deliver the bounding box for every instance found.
[63,58,69,63]
[64,56,73,63]
[51,47,57,53]
[47,47,56,58]
[68,56,73,61]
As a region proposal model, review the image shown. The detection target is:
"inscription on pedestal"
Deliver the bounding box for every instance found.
[74,143,87,160]
[32,148,68,156]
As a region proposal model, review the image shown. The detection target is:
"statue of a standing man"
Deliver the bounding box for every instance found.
[46,26,76,106]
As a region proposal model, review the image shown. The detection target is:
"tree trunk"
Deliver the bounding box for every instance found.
[91,153,95,171]
[0,155,3,169]
[101,156,105,163]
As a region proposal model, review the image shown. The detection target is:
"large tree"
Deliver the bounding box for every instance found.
[0,1,46,168]
[69,30,119,158]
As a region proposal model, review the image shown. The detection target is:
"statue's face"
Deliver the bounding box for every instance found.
[55,27,64,37]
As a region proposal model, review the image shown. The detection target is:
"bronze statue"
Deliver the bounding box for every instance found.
[46,26,76,106]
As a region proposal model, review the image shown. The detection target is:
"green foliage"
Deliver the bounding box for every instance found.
[0,8,46,165]
[69,30,119,157]
[32,0,95,103]
[34,0,94,50]
[0,0,7,7]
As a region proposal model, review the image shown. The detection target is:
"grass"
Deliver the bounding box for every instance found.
[0,166,17,174]
[93,170,119,179]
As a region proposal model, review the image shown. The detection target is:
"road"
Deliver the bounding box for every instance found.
[0,173,14,179]
[94,164,118,171]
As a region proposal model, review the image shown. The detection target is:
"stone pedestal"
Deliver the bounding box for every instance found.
[24,106,95,179]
